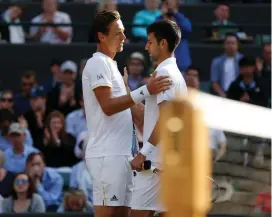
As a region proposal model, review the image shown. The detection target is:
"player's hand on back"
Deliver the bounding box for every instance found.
[147,71,172,95]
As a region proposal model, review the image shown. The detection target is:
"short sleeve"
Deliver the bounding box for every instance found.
[83,58,113,91]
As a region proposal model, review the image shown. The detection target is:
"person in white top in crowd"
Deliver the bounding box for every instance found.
[82,10,172,217]
[30,0,72,44]
[185,66,227,162]
[130,20,187,217]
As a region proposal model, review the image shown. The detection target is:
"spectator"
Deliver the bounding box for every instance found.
[254,190,271,215]
[0,90,14,113]
[211,4,238,38]
[47,60,81,116]
[42,111,78,167]
[127,52,146,90]
[185,66,227,162]
[25,152,63,212]
[97,0,117,12]
[157,0,192,72]
[30,0,72,44]
[0,150,14,198]
[3,123,38,173]
[227,57,270,107]
[0,5,25,44]
[0,109,33,151]
[65,94,87,139]
[57,188,93,213]
[132,0,161,42]
[24,86,50,150]
[42,58,63,93]
[210,33,243,97]
[14,71,37,116]
[256,43,271,90]
[2,173,45,213]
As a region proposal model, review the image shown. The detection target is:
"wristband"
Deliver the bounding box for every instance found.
[140,141,155,156]
[130,85,150,104]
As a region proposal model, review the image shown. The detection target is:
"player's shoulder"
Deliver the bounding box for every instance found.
[84,55,108,71]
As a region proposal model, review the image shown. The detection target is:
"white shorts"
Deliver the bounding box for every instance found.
[85,156,133,207]
[131,163,165,212]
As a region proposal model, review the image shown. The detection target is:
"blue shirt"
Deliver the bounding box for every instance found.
[37,167,64,207]
[65,109,87,138]
[0,129,33,152]
[132,9,161,39]
[13,93,31,116]
[3,145,39,173]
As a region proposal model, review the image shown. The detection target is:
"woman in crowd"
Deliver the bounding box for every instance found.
[2,173,45,213]
[42,111,78,167]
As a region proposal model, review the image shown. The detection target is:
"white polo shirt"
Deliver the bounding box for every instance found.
[143,57,187,163]
[82,52,133,158]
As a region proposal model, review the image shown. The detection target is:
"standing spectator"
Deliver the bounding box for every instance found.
[47,60,81,116]
[127,52,146,90]
[25,152,64,212]
[14,71,37,116]
[0,150,14,198]
[42,58,63,93]
[0,109,33,151]
[132,0,161,42]
[211,4,238,38]
[185,67,227,162]
[42,111,78,167]
[30,0,72,44]
[0,90,14,113]
[0,5,25,44]
[2,173,45,213]
[3,123,38,173]
[65,94,87,139]
[24,86,49,150]
[227,57,270,107]
[157,0,192,72]
[57,188,93,213]
[210,33,243,97]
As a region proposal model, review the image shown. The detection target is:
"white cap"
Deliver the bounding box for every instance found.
[130,52,145,62]
[61,60,78,73]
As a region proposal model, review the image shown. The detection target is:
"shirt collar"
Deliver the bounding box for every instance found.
[11,145,27,157]
[155,57,176,71]
[93,52,115,63]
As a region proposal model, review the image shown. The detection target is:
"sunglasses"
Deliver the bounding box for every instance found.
[14,179,28,185]
[1,98,13,102]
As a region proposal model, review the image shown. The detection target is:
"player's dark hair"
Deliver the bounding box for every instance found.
[92,10,121,43]
[239,56,256,67]
[147,20,181,53]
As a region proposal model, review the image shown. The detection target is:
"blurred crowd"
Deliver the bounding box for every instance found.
[0,0,271,215]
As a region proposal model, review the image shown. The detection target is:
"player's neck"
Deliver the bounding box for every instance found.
[156,53,174,66]
[97,45,116,59]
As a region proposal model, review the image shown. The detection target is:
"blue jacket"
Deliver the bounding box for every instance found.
[157,12,192,72]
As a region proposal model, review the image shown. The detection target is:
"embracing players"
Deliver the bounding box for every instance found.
[130,20,188,217]
[82,11,172,217]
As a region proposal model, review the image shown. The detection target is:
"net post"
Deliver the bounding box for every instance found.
[160,89,212,217]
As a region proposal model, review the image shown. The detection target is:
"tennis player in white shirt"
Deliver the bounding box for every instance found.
[82,11,172,217]
[130,20,188,217]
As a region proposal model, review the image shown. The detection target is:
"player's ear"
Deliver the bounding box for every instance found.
[97,32,105,42]
[160,39,167,49]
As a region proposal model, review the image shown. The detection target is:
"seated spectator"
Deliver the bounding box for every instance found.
[0,90,15,115]
[29,0,72,44]
[24,86,50,150]
[126,52,146,90]
[227,57,270,107]
[42,111,78,167]
[65,94,87,139]
[254,190,271,215]
[0,4,25,44]
[25,152,63,212]
[185,67,227,162]
[0,150,14,198]
[132,0,161,42]
[47,60,81,116]
[42,58,63,93]
[14,71,37,116]
[3,123,38,173]
[0,109,33,151]
[211,4,238,38]
[210,33,243,97]
[156,0,192,73]
[57,188,93,213]
[2,173,45,213]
